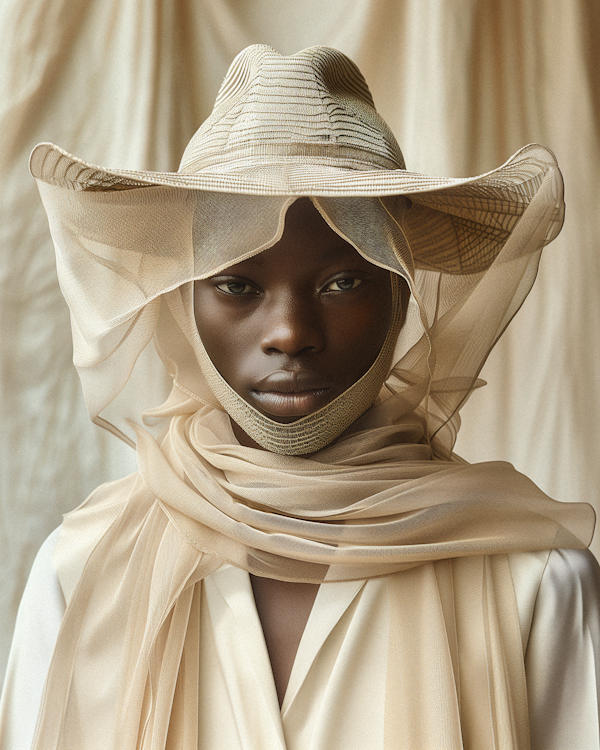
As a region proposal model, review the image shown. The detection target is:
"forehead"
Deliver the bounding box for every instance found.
[222,198,376,275]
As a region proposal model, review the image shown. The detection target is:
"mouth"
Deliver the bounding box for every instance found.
[250,370,334,419]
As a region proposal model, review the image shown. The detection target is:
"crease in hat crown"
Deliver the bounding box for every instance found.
[178,45,406,176]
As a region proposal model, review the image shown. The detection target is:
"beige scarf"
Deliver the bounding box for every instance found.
[32,404,593,750]
[26,44,582,749]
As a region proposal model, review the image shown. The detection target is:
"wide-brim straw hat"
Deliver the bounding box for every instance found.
[29,44,564,456]
[30,44,562,277]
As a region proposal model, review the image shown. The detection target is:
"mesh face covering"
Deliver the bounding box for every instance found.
[195,272,405,455]
[26,45,595,750]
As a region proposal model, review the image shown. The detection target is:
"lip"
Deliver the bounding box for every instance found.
[255,370,333,393]
[251,370,334,418]
[250,389,334,418]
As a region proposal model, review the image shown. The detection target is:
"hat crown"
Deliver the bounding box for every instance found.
[179,45,406,175]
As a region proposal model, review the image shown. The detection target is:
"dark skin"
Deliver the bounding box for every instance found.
[194,198,395,705]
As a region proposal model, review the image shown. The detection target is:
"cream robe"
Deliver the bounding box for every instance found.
[2,529,600,750]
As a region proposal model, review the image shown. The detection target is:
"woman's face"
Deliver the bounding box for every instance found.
[194,199,395,444]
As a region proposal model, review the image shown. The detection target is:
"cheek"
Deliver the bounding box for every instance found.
[193,291,245,387]
[324,293,392,380]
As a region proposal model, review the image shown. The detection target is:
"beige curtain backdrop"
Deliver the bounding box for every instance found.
[1,0,599,686]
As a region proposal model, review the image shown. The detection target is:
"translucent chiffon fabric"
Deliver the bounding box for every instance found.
[30,412,594,750]
[32,142,564,457]
[25,46,595,749]
[29,161,595,749]
[4,534,600,750]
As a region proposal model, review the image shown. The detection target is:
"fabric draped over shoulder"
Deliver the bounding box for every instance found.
[25,45,592,750]
[29,140,586,750]
[32,411,593,749]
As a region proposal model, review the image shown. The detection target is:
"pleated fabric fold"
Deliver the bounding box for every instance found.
[31,409,593,749]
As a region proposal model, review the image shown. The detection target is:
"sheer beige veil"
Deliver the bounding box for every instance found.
[26,45,594,750]
[31,158,563,460]
[29,46,566,460]
[28,42,588,580]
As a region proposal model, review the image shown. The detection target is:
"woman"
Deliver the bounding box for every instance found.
[1,44,598,750]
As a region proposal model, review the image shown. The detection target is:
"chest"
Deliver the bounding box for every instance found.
[198,567,385,749]
[249,575,320,705]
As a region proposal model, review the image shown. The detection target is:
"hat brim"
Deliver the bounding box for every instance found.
[30,142,563,275]
[30,141,553,194]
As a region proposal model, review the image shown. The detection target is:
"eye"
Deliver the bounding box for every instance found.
[215,280,257,296]
[324,277,363,292]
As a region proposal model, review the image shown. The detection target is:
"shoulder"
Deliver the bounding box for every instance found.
[520,548,600,749]
[532,547,600,627]
[509,547,600,629]
[55,472,142,602]
[5,526,65,654]
[16,526,65,618]
[532,548,600,645]
[0,528,65,750]
[542,546,600,590]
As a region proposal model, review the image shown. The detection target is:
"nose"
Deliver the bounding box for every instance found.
[260,296,324,357]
